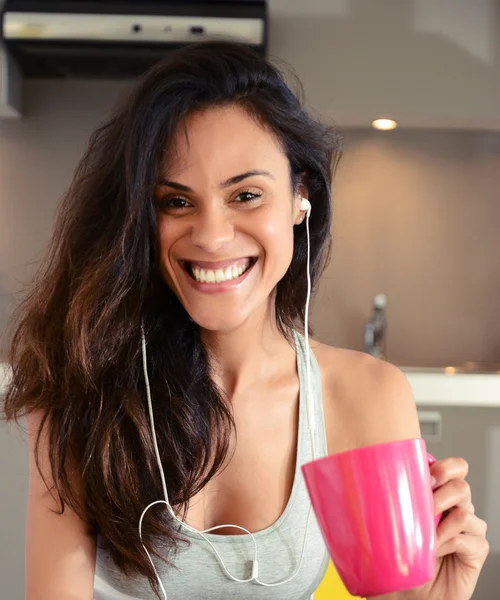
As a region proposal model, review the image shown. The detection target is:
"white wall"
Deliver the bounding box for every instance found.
[312,128,500,366]
[269,0,500,129]
[3,0,500,128]
[0,79,132,353]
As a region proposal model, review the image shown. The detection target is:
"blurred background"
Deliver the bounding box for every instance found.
[1,1,500,598]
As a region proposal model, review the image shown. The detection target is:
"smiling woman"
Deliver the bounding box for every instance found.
[1,39,488,600]
[2,41,340,600]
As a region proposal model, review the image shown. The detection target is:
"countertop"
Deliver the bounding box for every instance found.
[2,361,500,407]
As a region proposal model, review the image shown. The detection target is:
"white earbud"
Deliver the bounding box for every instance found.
[300,197,311,216]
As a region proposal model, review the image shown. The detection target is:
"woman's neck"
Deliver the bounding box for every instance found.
[200,302,295,398]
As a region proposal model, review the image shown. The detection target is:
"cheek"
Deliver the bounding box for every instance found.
[156,220,178,284]
[258,211,295,271]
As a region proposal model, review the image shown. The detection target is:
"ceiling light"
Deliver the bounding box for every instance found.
[372,118,398,131]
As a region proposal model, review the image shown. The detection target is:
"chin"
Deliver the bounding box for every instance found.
[186,308,249,333]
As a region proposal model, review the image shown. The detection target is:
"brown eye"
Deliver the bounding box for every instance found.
[233,191,261,204]
[157,197,190,211]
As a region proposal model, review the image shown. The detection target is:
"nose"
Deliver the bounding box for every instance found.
[190,205,235,254]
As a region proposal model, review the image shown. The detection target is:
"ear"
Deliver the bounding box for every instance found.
[293,182,309,225]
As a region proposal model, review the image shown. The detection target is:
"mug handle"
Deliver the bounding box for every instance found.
[427,452,443,526]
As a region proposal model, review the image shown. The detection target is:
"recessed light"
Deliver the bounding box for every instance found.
[372,118,398,131]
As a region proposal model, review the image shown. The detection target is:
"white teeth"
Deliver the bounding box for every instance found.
[189,260,253,284]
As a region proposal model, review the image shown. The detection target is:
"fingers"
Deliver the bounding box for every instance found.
[433,477,472,515]
[430,456,490,571]
[437,508,488,549]
[437,531,490,562]
[431,456,469,489]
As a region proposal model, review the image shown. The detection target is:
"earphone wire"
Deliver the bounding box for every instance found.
[302,200,316,460]
[138,199,316,598]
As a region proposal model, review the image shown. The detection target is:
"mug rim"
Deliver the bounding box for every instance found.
[301,436,427,471]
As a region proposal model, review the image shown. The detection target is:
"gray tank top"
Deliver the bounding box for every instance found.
[94,330,330,599]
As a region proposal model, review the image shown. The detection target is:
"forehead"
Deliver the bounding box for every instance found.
[161,104,289,180]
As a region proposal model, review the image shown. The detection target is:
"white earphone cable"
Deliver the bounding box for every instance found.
[303,200,317,460]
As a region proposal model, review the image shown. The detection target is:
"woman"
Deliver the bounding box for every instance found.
[2,41,488,600]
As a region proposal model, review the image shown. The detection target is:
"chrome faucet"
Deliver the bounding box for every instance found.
[364,294,387,359]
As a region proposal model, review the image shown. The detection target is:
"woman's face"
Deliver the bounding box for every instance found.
[154,104,305,332]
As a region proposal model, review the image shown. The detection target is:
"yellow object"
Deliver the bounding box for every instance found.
[314,560,365,600]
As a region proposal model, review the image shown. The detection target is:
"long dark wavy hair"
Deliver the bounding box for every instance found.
[2,41,341,597]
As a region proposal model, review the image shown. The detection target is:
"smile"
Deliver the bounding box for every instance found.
[181,257,257,284]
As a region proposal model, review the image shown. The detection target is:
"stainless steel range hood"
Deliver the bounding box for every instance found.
[0,41,22,118]
[1,1,268,78]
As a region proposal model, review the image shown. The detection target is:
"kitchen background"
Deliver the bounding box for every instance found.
[1,0,500,598]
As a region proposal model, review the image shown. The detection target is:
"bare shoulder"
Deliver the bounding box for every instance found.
[309,339,421,454]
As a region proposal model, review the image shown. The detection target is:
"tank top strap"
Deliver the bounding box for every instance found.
[292,329,329,460]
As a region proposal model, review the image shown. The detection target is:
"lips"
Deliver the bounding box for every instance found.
[181,257,257,283]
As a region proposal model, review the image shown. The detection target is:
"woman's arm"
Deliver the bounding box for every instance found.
[317,345,422,455]
[25,410,96,600]
[316,344,488,600]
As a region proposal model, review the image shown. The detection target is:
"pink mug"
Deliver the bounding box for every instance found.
[301,438,441,597]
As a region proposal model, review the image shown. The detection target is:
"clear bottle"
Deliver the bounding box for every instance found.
[364,293,387,359]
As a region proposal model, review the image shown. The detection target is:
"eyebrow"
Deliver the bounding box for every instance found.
[158,170,275,192]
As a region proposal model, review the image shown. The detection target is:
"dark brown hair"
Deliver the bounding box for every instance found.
[1,41,341,598]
